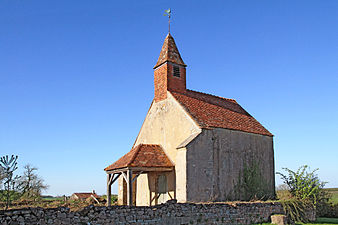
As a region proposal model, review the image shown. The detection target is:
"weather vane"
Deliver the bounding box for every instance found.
[164,8,171,33]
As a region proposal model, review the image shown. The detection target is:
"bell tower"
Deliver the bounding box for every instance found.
[153,33,187,102]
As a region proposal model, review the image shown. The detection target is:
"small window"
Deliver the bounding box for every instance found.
[173,66,180,77]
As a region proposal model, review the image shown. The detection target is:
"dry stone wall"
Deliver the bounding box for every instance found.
[0,201,308,225]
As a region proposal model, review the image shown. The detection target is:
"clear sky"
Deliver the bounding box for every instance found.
[1,0,337,196]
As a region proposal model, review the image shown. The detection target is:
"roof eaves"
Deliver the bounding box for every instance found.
[153,60,187,70]
[176,132,201,149]
[207,126,274,137]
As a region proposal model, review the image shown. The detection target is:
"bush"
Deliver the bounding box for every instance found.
[277,165,329,222]
[280,198,314,223]
[316,202,338,218]
[235,161,273,201]
[277,165,328,205]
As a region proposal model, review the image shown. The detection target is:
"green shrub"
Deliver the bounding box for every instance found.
[316,202,338,218]
[280,198,312,223]
[277,165,330,222]
[277,165,327,205]
[235,160,273,201]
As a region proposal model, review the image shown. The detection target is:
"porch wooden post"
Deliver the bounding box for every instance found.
[107,174,111,206]
[127,169,133,206]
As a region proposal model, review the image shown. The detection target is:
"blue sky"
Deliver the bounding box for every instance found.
[0,0,337,196]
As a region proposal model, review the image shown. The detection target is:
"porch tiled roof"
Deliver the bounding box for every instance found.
[104,144,174,171]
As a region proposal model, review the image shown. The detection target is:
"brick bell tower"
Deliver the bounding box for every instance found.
[153,33,187,102]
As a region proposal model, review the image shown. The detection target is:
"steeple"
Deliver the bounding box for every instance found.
[154,33,186,69]
[153,33,187,102]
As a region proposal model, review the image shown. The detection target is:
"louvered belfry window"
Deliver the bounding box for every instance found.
[173,66,180,77]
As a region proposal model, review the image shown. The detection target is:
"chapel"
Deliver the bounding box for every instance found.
[104,33,275,206]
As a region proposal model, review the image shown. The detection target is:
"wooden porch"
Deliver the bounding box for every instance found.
[104,144,175,206]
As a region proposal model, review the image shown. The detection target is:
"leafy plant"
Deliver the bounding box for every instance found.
[235,160,272,200]
[277,165,330,223]
[280,198,310,223]
[277,165,327,206]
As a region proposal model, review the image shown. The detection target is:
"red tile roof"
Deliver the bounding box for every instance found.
[72,193,99,199]
[171,90,273,137]
[104,144,174,171]
[154,33,186,69]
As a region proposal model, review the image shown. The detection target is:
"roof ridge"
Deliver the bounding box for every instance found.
[187,89,237,103]
[127,144,142,167]
[170,90,246,116]
[104,144,174,171]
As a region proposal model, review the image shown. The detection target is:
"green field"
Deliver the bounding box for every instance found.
[296,217,338,225]
[326,188,338,204]
[41,196,64,201]
[276,188,338,204]
[254,217,338,225]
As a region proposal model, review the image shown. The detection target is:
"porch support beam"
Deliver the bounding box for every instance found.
[106,173,122,206]
[132,171,143,183]
[127,169,133,206]
[107,174,112,206]
[112,173,121,184]
[121,171,128,184]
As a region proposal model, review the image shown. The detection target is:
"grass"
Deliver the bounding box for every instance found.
[254,218,338,225]
[296,217,338,225]
[276,188,338,204]
[42,197,64,201]
[326,188,338,204]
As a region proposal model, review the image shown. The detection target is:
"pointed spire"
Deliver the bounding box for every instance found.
[153,33,186,69]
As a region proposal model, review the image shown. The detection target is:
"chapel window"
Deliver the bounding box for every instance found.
[173,66,180,77]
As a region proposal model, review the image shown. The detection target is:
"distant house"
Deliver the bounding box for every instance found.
[70,191,99,201]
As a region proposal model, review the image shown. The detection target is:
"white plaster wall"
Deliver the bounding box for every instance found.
[134,93,200,162]
[132,92,201,206]
[117,176,126,205]
[135,171,176,206]
[136,174,150,206]
[176,148,187,202]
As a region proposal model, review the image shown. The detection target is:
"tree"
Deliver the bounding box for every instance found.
[0,166,5,186]
[0,155,21,209]
[20,164,48,201]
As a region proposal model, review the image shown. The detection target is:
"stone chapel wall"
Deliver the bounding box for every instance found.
[186,128,275,202]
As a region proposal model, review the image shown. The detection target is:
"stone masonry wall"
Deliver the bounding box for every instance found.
[186,128,275,202]
[0,201,294,225]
